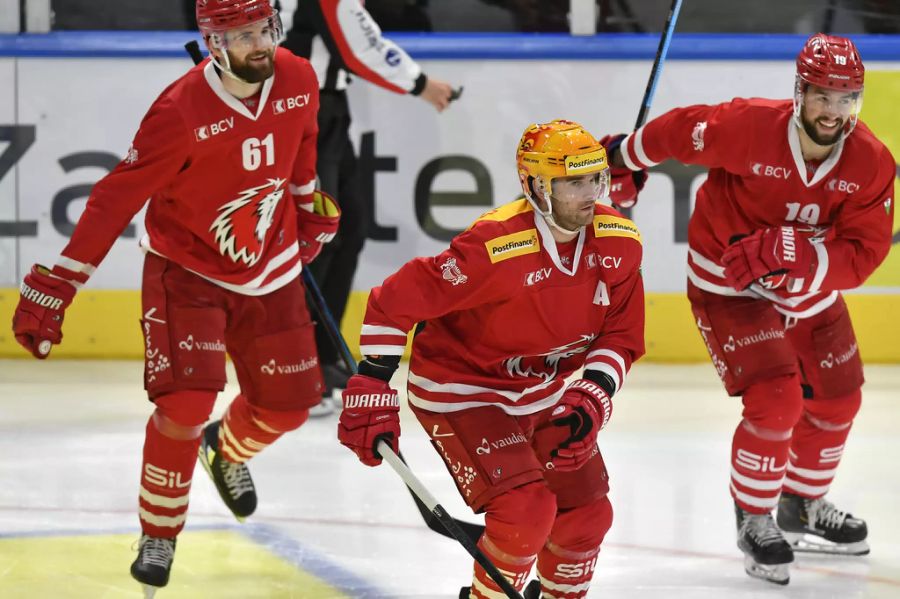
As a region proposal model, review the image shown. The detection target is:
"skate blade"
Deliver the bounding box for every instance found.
[783,532,870,556]
[141,584,160,598]
[743,556,790,585]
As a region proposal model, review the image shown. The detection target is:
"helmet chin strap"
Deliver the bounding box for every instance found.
[528,178,581,236]
[209,46,260,86]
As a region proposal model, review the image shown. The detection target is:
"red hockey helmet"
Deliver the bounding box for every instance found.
[196,0,282,79]
[796,33,864,92]
[196,0,275,34]
[794,34,864,141]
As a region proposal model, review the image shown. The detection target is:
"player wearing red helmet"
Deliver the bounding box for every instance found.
[793,33,865,145]
[196,0,282,83]
[11,1,340,596]
[604,34,894,585]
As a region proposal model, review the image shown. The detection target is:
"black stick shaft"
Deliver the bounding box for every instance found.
[378,442,523,599]
[301,268,358,373]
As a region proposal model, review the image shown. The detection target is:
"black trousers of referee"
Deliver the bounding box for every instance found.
[309,90,367,369]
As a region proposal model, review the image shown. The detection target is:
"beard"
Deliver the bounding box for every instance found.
[800,107,846,146]
[228,49,275,83]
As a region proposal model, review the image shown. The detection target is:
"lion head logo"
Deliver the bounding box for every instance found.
[504,334,596,382]
[209,178,285,266]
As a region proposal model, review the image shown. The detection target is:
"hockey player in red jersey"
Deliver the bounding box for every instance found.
[605,33,895,585]
[338,120,645,598]
[11,0,340,595]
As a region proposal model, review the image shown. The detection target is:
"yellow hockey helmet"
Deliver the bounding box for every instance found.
[516,119,609,200]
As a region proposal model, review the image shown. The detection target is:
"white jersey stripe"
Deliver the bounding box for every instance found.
[408,387,564,416]
[361,324,408,337]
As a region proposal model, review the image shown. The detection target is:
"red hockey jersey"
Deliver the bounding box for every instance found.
[359,200,646,415]
[54,47,320,296]
[620,98,895,318]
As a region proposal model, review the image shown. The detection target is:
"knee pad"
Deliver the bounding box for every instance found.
[549,495,613,552]
[484,482,557,557]
[152,390,217,440]
[803,387,861,427]
[741,374,804,432]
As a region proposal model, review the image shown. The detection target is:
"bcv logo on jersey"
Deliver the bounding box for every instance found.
[524,267,552,286]
[826,178,860,193]
[751,162,792,179]
[272,93,311,115]
[195,117,235,141]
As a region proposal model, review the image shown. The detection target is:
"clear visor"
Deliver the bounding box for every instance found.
[549,169,611,203]
[795,80,863,120]
[207,14,283,52]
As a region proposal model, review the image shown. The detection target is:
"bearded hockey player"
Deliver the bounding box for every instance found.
[605,33,894,584]
[11,1,340,595]
[338,119,646,598]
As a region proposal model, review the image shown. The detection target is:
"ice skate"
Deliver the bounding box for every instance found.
[309,363,351,418]
[308,394,336,418]
[777,491,869,556]
[199,420,257,521]
[523,580,541,598]
[735,503,794,585]
[458,580,539,598]
[130,535,176,598]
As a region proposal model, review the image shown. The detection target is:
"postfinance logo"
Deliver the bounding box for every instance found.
[593,215,642,243]
[565,149,607,174]
[485,229,540,263]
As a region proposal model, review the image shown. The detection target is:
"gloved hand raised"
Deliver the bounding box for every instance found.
[721,226,813,291]
[339,374,401,466]
[296,189,341,265]
[599,134,648,209]
[549,379,612,472]
[12,264,78,359]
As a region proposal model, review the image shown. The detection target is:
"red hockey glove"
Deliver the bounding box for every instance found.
[599,134,647,209]
[296,190,341,265]
[12,264,77,359]
[549,379,612,472]
[721,226,814,291]
[339,374,401,467]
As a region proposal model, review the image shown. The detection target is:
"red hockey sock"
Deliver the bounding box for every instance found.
[218,394,309,463]
[138,390,216,537]
[469,535,535,598]
[467,482,556,598]
[138,417,202,538]
[536,496,612,598]
[730,422,791,514]
[784,390,860,498]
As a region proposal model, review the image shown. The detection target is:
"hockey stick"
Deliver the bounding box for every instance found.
[633,0,683,130]
[301,268,357,373]
[614,0,682,214]
[301,269,485,543]
[377,441,524,599]
[185,40,204,66]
